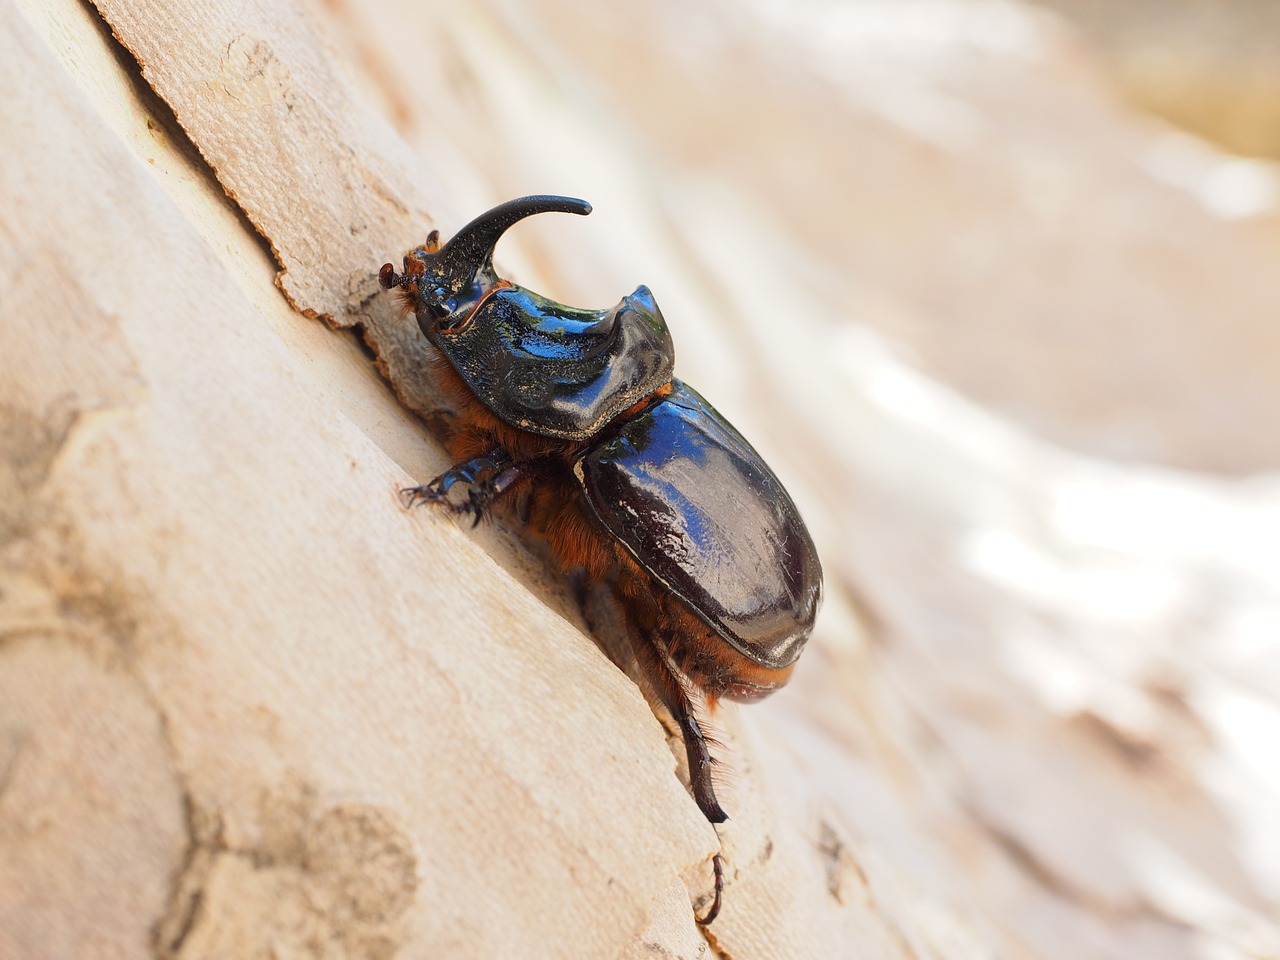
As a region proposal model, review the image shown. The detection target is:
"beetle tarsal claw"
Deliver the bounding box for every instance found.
[398,484,446,509]
[398,476,497,526]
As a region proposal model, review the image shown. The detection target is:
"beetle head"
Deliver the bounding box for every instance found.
[379,195,592,337]
[380,195,675,440]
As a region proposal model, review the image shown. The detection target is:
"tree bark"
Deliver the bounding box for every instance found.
[3,1,1279,958]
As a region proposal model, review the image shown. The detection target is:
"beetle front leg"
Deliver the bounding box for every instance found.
[401,448,512,506]
[401,448,533,527]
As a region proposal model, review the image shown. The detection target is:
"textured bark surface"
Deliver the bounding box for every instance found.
[3,0,1279,958]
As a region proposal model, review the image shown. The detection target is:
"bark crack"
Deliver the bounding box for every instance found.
[76,0,284,311]
[0,728,28,803]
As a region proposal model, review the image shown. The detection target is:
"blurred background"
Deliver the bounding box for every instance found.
[326,0,1280,956]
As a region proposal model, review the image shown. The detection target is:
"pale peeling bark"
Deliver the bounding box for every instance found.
[3,1,1280,959]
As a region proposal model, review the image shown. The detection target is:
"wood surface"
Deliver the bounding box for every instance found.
[3,1,1279,958]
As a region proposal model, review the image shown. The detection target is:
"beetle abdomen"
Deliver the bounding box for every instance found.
[574,381,822,672]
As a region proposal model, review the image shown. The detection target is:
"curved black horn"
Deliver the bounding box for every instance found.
[438,195,591,281]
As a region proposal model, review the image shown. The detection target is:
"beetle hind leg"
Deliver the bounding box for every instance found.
[630,627,729,922]
[696,853,724,926]
[680,703,727,824]
[628,626,727,824]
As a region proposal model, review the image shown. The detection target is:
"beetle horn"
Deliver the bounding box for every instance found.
[436,194,592,281]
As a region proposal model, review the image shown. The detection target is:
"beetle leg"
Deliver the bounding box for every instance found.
[678,699,727,825]
[401,449,541,528]
[400,449,513,509]
[632,631,729,920]
[568,572,630,667]
[461,462,529,528]
[695,853,724,926]
[632,630,728,825]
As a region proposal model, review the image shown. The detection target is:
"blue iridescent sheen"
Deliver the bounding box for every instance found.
[402,195,675,440]
[575,381,822,670]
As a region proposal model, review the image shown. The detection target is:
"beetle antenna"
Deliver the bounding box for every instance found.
[378,262,407,289]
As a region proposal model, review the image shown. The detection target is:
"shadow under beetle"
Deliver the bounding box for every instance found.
[380,196,822,924]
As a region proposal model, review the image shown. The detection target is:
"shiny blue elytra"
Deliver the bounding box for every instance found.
[575,380,820,673]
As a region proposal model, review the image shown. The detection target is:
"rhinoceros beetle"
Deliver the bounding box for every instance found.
[379,196,822,924]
